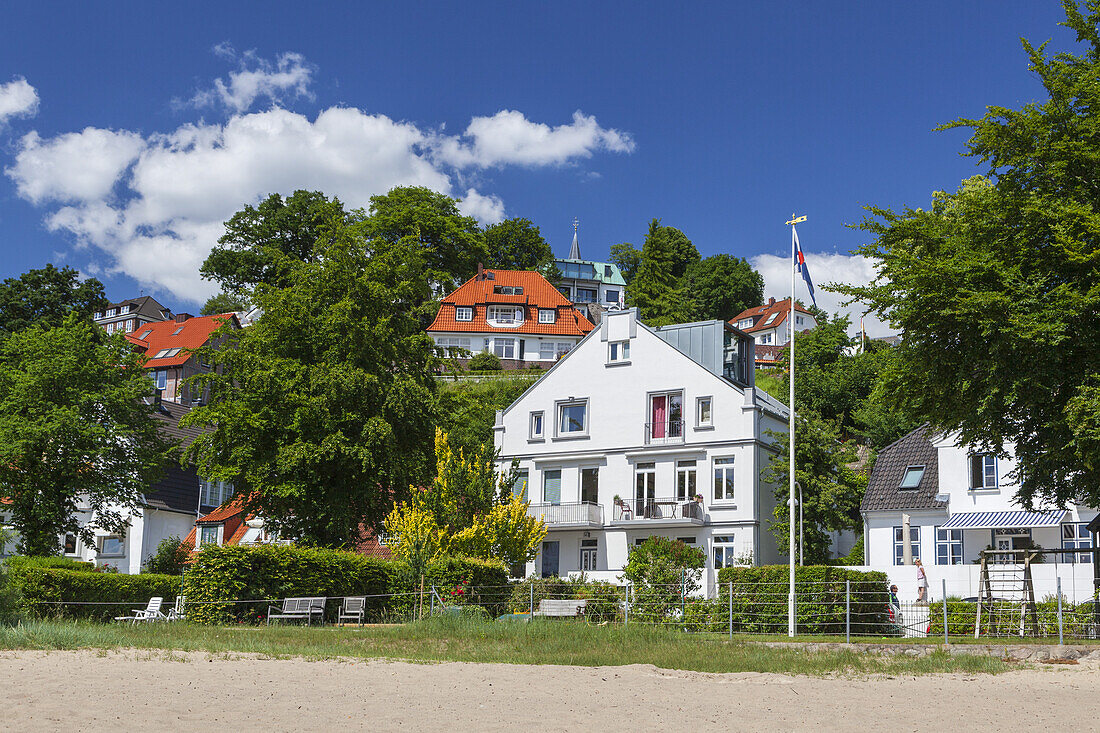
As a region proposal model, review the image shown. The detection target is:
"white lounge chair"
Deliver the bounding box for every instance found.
[165,596,186,622]
[113,596,166,624]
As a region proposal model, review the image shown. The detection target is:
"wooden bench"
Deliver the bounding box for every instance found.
[266,596,327,626]
[532,599,587,618]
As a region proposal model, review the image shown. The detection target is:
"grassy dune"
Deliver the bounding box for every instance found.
[0,617,1009,676]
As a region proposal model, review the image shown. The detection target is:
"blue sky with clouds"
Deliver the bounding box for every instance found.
[0,1,1075,334]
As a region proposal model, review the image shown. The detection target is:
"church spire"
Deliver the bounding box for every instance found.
[568,217,581,260]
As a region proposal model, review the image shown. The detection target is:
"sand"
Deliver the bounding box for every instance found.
[2,650,1098,732]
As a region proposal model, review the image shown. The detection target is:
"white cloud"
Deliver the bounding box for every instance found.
[434,110,635,168]
[7,129,145,204]
[8,79,632,303]
[0,77,39,124]
[190,47,314,113]
[750,251,895,338]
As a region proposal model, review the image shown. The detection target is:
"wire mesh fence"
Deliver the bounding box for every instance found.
[24,577,1100,641]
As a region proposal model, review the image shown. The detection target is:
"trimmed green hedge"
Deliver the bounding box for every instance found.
[930,597,1099,638]
[10,566,181,621]
[6,556,96,573]
[717,565,891,635]
[507,576,623,622]
[182,544,392,625]
[390,556,511,619]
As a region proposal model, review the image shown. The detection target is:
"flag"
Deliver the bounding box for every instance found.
[794,229,816,307]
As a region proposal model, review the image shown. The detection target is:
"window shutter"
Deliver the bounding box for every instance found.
[969,455,982,488]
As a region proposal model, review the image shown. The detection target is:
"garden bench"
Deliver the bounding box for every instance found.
[266,596,327,626]
[338,596,367,626]
[532,599,587,618]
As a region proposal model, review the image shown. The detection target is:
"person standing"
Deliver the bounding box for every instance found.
[915,558,929,603]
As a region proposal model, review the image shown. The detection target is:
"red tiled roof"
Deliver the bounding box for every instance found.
[130,313,238,369]
[428,270,594,337]
[730,298,814,334]
[196,495,249,524]
[355,524,393,559]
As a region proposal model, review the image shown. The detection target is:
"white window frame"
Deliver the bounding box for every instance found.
[98,534,125,557]
[63,532,79,555]
[759,333,773,345]
[713,535,740,569]
[539,341,555,361]
[763,312,778,326]
[1062,523,1093,564]
[155,371,167,391]
[696,396,713,428]
[487,305,522,326]
[455,306,473,321]
[555,342,573,358]
[713,457,735,503]
[529,411,544,440]
[201,479,234,507]
[512,469,529,501]
[936,527,963,565]
[493,338,516,359]
[608,340,630,364]
[893,526,921,565]
[737,318,753,329]
[555,399,589,438]
[969,454,998,490]
[538,309,556,324]
[198,524,222,549]
[676,460,697,502]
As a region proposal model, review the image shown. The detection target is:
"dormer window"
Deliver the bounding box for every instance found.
[455,306,473,322]
[737,318,753,329]
[106,308,117,317]
[199,525,220,547]
[493,285,523,295]
[538,309,556,324]
[487,306,522,325]
[899,465,925,489]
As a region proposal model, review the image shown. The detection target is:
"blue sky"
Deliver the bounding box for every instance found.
[0,2,1074,334]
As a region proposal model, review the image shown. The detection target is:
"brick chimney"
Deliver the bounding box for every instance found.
[173,313,193,323]
[767,297,776,307]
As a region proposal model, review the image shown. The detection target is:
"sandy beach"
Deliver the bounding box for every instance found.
[1,650,1098,732]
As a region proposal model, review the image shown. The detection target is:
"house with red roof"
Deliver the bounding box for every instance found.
[427,267,595,369]
[730,297,818,367]
[93,295,171,335]
[126,312,240,404]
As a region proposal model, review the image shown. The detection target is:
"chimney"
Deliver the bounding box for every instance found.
[476,262,484,281]
[767,297,775,307]
[174,313,193,323]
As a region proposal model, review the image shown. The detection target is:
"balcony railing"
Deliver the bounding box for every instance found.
[614,497,705,523]
[526,501,603,527]
[644,420,685,445]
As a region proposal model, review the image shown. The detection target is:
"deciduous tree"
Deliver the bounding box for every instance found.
[0,265,107,337]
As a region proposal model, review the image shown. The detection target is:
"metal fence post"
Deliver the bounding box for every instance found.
[529,582,534,616]
[1057,576,1064,645]
[624,583,630,627]
[726,581,734,638]
[430,585,436,617]
[845,580,850,644]
[942,579,949,644]
[680,569,686,620]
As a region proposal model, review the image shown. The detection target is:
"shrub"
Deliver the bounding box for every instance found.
[144,535,188,576]
[182,544,393,625]
[930,597,1099,639]
[5,556,96,573]
[508,575,624,623]
[623,537,705,623]
[467,351,501,371]
[717,565,890,635]
[391,555,511,619]
[0,561,21,626]
[10,566,181,621]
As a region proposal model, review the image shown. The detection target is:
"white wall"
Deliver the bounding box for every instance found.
[433,331,581,363]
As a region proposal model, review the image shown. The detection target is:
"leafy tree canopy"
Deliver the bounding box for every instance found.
[628,219,696,326]
[836,2,1100,507]
[609,242,642,284]
[483,218,554,271]
[201,291,250,316]
[183,226,439,547]
[0,265,108,337]
[684,253,764,322]
[0,316,169,555]
[362,186,487,293]
[200,190,356,295]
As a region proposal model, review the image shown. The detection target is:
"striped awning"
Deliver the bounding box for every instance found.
[940,510,1066,531]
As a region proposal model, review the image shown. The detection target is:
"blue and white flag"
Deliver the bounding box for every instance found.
[793,229,816,308]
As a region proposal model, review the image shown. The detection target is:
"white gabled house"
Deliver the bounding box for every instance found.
[494,308,790,592]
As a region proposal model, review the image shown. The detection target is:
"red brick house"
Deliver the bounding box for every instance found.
[427,268,594,369]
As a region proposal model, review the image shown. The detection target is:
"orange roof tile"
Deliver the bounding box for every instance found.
[196,494,249,524]
[132,313,238,369]
[730,298,814,334]
[428,269,594,337]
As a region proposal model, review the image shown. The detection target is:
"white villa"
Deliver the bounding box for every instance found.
[861,424,1097,592]
[494,308,789,592]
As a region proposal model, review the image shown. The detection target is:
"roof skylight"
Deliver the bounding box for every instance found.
[899,465,925,489]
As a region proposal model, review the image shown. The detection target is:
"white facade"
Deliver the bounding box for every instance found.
[495,309,789,593]
[432,331,583,365]
[863,436,1097,576]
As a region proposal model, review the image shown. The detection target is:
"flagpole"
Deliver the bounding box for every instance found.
[785,213,805,638]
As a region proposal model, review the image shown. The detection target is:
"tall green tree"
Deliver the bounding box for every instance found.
[200,291,250,316]
[200,190,356,298]
[763,411,866,563]
[628,219,695,326]
[609,242,642,284]
[684,254,764,322]
[183,227,439,547]
[0,316,169,555]
[837,2,1100,507]
[0,265,108,337]
[483,218,554,271]
[362,186,487,293]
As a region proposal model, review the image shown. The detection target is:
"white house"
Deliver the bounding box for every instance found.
[860,424,1097,597]
[552,225,627,314]
[494,308,789,593]
[730,298,818,368]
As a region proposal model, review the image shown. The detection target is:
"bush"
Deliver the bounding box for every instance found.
[144,535,188,576]
[5,556,96,573]
[508,575,624,623]
[10,566,181,621]
[182,544,393,625]
[0,561,21,626]
[717,565,890,635]
[467,351,501,371]
[391,555,511,619]
[930,597,1099,639]
[623,537,705,623]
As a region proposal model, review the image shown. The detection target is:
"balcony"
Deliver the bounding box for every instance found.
[644,420,685,445]
[611,496,707,526]
[526,501,603,528]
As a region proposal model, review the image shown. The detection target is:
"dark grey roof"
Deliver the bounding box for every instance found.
[152,401,204,450]
[861,423,947,512]
[144,402,218,515]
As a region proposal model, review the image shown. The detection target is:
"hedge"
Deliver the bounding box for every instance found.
[507,576,623,622]
[181,544,392,625]
[717,565,890,635]
[930,597,1099,638]
[10,566,181,621]
[6,556,96,573]
[389,556,511,619]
